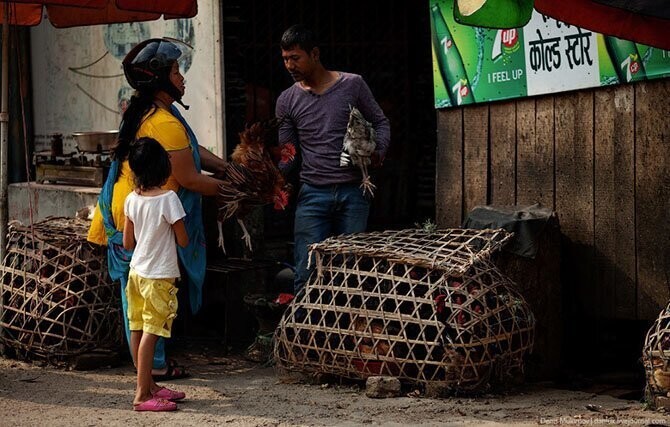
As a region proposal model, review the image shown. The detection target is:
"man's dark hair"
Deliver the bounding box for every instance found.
[280,24,318,53]
[128,137,172,190]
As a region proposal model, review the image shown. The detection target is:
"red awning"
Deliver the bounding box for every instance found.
[535,0,670,50]
[0,0,197,27]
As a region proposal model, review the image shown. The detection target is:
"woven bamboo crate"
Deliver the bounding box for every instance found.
[643,301,670,405]
[274,228,535,392]
[0,217,122,363]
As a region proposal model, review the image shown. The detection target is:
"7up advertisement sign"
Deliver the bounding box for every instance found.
[431,0,670,108]
[431,3,475,106]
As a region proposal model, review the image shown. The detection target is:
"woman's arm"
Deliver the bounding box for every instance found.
[170,147,223,196]
[199,146,228,176]
[122,216,136,250]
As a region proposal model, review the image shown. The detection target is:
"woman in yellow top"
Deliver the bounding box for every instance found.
[88,38,226,381]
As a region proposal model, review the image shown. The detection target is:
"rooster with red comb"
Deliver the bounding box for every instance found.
[214,118,293,253]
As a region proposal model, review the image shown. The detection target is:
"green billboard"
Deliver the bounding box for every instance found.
[431,0,670,108]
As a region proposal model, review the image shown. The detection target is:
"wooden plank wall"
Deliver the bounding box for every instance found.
[435,79,670,324]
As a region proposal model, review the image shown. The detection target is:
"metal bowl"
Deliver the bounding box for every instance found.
[72,131,118,153]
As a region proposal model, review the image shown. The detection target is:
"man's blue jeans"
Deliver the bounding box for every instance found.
[293,182,370,294]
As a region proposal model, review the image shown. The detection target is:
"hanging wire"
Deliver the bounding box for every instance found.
[68,50,109,70]
[68,51,124,79]
[75,83,120,114]
[69,69,124,79]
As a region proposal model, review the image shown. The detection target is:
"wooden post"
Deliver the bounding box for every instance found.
[0,2,8,349]
[0,5,8,262]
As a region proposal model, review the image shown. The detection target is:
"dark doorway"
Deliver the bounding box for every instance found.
[221,0,437,246]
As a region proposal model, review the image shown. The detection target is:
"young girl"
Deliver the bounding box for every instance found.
[123,137,189,412]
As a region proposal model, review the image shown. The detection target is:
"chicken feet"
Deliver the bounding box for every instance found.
[216,219,253,254]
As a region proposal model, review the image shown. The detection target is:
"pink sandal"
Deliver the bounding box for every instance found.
[152,386,186,401]
[133,397,177,412]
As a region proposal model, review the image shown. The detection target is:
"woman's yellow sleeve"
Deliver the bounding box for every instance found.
[157,119,190,151]
[139,112,190,152]
[87,203,107,246]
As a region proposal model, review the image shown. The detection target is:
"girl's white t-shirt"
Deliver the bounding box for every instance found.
[124,190,186,279]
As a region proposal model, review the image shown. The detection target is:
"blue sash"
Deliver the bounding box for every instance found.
[99,159,132,283]
[170,105,206,314]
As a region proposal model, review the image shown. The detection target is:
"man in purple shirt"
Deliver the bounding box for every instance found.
[275,24,391,294]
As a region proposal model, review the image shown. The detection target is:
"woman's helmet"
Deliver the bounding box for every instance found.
[122,38,192,108]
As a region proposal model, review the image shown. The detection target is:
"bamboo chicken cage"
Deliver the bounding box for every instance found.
[643,301,670,405]
[274,228,535,392]
[0,218,122,363]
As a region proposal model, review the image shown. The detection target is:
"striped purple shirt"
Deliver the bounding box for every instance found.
[275,72,390,186]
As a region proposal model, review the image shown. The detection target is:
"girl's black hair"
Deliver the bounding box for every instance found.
[280,24,318,53]
[128,137,172,190]
[113,90,157,161]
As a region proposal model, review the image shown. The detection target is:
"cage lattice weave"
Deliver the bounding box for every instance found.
[643,301,670,400]
[275,228,535,391]
[0,218,122,361]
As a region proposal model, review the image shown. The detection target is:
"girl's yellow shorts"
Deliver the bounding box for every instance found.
[126,269,178,338]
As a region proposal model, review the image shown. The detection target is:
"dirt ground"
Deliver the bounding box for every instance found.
[0,345,668,427]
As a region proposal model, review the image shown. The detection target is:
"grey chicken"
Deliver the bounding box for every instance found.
[340,105,377,197]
